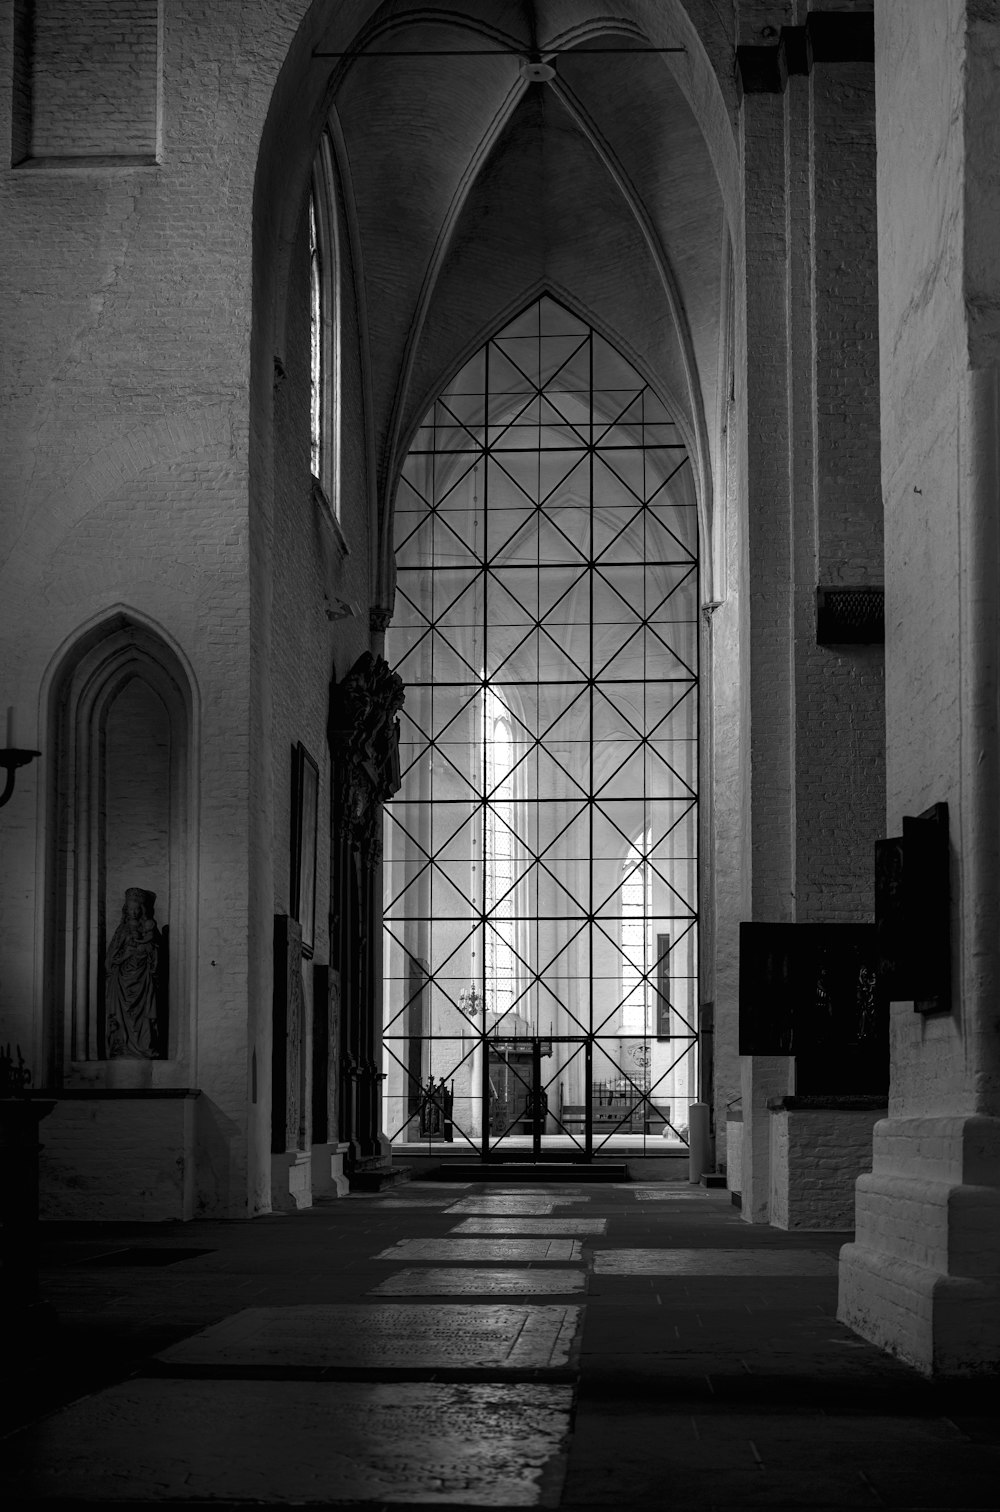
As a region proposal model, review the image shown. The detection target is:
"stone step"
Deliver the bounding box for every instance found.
[424,1161,630,1183]
[349,1164,413,1193]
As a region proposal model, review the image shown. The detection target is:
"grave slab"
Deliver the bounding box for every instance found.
[367,1197,455,1209]
[375,1237,583,1263]
[156,1302,582,1370]
[631,1188,724,1201]
[446,1195,586,1213]
[370,1267,587,1297]
[450,1217,607,1236]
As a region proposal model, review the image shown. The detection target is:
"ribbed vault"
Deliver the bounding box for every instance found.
[307,0,734,602]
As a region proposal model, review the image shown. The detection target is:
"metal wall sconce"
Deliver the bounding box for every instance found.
[3,708,41,808]
[0,746,41,808]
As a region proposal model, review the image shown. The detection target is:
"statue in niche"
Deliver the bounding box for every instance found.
[105,888,163,1059]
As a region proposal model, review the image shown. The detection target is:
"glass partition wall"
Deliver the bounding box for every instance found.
[383,297,699,1158]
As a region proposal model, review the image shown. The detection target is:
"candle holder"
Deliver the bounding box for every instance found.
[0,748,41,809]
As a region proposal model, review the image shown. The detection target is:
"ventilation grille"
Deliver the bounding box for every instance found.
[816,586,884,645]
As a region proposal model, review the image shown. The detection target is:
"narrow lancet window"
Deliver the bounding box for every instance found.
[621,835,653,1035]
[309,191,322,480]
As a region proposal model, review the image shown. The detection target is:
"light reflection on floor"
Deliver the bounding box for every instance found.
[449,1217,607,1236]
[445,1195,585,1214]
[11,1379,574,1505]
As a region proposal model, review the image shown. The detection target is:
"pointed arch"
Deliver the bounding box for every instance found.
[42,611,198,1086]
[382,296,699,1157]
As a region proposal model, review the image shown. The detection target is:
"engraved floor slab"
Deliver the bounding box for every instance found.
[157,1302,582,1369]
[370,1267,587,1297]
[375,1237,583,1263]
[632,1188,718,1200]
[593,1248,839,1276]
[491,1188,589,1195]
[488,1191,588,1203]
[446,1196,584,1214]
[410,1181,472,1189]
[451,1217,607,1236]
[8,1379,572,1505]
[369,1197,456,1209]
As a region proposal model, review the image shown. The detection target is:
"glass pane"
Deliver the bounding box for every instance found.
[385,298,698,1157]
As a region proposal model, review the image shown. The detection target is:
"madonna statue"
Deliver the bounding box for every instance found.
[105,887,162,1059]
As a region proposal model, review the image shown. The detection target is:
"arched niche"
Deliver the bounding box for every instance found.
[44,614,197,1088]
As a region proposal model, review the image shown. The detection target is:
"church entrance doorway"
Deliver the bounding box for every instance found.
[382,297,699,1162]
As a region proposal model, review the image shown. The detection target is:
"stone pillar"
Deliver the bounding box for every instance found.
[311,963,348,1197]
[734,27,795,1229]
[270,914,311,1210]
[734,9,884,1222]
[838,2,1000,1374]
[740,1054,793,1223]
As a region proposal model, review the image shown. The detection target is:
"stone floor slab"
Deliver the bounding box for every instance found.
[632,1188,724,1200]
[593,1248,838,1276]
[8,1379,572,1505]
[156,1302,582,1370]
[375,1237,584,1263]
[369,1267,587,1296]
[450,1217,607,1236]
[366,1197,456,1209]
[441,1197,577,1209]
[491,1189,589,1198]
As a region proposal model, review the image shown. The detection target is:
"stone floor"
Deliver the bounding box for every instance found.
[4,1178,999,1508]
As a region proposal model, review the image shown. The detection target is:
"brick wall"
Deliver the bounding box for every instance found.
[794,59,884,921]
[15,0,161,162]
[770,1105,884,1230]
[38,1092,197,1220]
[0,0,324,1216]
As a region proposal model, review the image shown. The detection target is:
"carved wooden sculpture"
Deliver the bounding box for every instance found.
[328,653,404,1176]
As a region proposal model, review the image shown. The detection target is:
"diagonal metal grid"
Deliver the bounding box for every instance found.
[383,297,699,1160]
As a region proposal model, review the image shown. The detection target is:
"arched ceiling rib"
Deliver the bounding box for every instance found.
[317,0,733,597]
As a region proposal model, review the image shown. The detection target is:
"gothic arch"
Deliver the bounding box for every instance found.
[42,611,199,1087]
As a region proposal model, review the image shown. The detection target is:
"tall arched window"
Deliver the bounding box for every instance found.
[308,135,340,517]
[621,833,653,1034]
[308,191,322,480]
[484,686,520,1023]
[384,296,699,1156]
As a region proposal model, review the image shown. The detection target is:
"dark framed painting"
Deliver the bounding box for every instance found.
[291,742,319,956]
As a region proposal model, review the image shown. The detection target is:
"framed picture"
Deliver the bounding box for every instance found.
[291,742,319,956]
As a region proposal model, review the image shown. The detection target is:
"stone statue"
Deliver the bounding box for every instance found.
[105,888,162,1059]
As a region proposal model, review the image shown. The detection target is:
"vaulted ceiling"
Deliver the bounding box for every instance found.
[314,0,737,574]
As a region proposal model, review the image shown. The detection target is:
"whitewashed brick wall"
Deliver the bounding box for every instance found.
[770,1105,884,1231]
